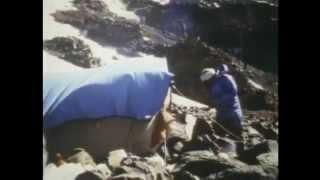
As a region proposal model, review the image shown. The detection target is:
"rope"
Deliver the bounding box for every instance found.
[163,133,168,166]
[169,86,173,110]
[126,119,134,151]
[211,119,243,142]
[170,83,244,142]
[171,84,185,97]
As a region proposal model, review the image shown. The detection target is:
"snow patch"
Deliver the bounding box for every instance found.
[152,0,201,5]
[43,0,167,73]
[248,78,265,91]
[43,51,84,73]
[102,0,140,22]
[43,0,78,40]
[43,163,87,180]
[43,0,131,69]
[151,0,171,5]
[143,36,151,41]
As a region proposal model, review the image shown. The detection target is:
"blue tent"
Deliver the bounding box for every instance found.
[43,64,173,129]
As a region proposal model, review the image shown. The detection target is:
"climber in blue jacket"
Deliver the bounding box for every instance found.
[200,64,243,139]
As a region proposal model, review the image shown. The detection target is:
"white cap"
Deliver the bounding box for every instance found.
[200,68,217,82]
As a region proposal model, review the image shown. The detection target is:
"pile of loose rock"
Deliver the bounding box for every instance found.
[43,36,101,68]
[44,101,278,180]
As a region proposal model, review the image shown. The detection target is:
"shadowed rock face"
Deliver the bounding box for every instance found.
[125,0,279,109]
[193,2,278,73]
[125,0,278,73]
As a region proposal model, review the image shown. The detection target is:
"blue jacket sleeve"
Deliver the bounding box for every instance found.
[209,75,238,110]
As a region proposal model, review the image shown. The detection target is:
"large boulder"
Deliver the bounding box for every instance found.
[109,153,172,180]
[204,165,276,180]
[238,140,278,164]
[172,150,246,177]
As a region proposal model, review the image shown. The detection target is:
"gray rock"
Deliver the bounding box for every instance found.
[173,141,184,153]
[251,122,278,140]
[261,165,278,180]
[108,149,128,168]
[144,153,166,169]
[111,154,172,180]
[173,150,246,177]
[247,126,263,137]
[257,152,278,167]
[73,0,108,14]
[43,36,100,68]
[182,136,214,152]
[174,171,200,180]
[167,137,185,155]
[239,140,278,164]
[75,171,105,180]
[67,148,96,167]
[215,137,237,154]
[192,119,214,138]
[96,163,112,178]
[205,165,276,180]
[109,173,146,180]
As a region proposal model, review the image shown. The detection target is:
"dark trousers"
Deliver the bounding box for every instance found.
[215,116,244,154]
[216,116,242,139]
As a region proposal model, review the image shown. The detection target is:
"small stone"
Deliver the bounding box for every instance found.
[257,152,278,167]
[217,152,230,160]
[108,149,128,168]
[144,153,166,168]
[173,141,184,153]
[96,163,112,177]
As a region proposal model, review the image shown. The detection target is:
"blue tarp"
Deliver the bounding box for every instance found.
[43,64,173,129]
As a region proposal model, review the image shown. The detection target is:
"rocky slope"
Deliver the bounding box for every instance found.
[43,0,278,179]
[44,103,278,180]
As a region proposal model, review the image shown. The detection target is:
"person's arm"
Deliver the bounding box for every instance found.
[210,76,238,109]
